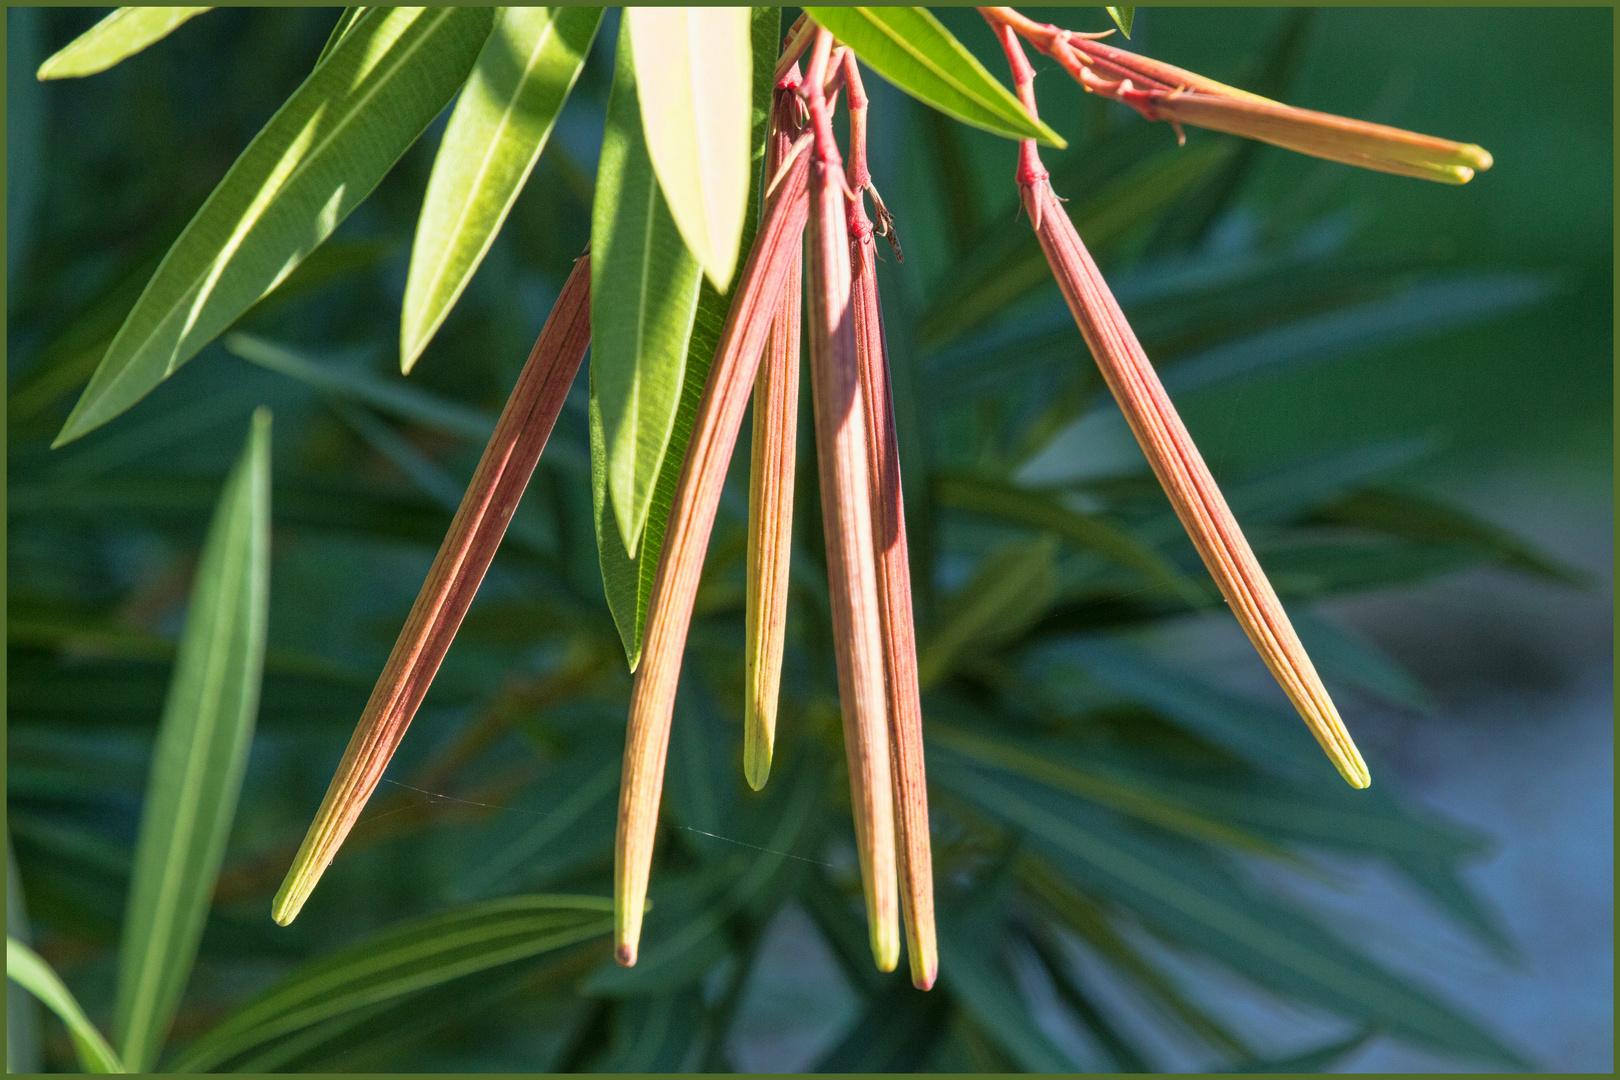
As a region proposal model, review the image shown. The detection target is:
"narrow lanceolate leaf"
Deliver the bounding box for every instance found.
[592,16,704,556]
[615,130,813,969]
[844,55,936,991]
[7,938,128,1073]
[1106,7,1135,38]
[802,8,1064,147]
[54,7,495,447]
[35,7,211,80]
[167,897,613,1074]
[743,76,807,792]
[801,32,899,975]
[627,7,753,293]
[113,408,270,1072]
[402,7,603,372]
[273,255,592,927]
[597,7,780,669]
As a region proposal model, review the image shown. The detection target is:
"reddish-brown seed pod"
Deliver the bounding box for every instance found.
[743,66,809,793]
[273,251,594,926]
[614,127,816,969]
[842,52,938,991]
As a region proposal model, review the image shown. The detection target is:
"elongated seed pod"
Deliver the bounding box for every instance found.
[273,252,594,926]
[615,142,815,968]
[843,53,937,991]
[743,70,808,792]
[802,28,900,974]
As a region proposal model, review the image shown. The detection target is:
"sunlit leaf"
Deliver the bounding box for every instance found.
[113,409,271,1071]
[803,7,1064,147]
[591,15,704,557]
[7,937,128,1072]
[312,7,367,70]
[1106,7,1135,38]
[165,896,615,1072]
[55,7,495,446]
[36,7,211,80]
[595,7,777,666]
[627,7,752,293]
[402,7,603,371]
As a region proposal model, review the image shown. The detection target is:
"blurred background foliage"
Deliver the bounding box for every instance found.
[6,6,1610,1072]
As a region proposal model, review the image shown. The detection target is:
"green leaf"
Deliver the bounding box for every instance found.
[595,7,778,667]
[627,7,753,293]
[815,975,952,1069]
[112,409,271,1072]
[1287,607,1432,710]
[591,15,705,557]
[803,8,1064,148]
[402,7,603,371]
[164,895,614,1073]
[225,333,495,441]
[7,938,128,1072]
[1106,6,1135,38]
[35,7,212,80]
[54,7,495,446]
[919,535,1060,688]
[312,7,367,70]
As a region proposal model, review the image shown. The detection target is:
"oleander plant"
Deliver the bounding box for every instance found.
[9,6,1592,1072]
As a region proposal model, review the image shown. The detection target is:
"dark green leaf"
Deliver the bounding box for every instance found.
[165,896,615,1072]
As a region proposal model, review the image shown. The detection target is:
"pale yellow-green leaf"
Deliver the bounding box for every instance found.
[7,938,127,1072]
[401,7,603,372]
[626,6,752,293]
[36,7,212,80]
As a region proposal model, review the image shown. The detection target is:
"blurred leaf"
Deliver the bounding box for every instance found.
[815,974,952,1070]
[1287,607,1432,710]
[1019,921,1155,1071]
[1313,486,1592,587]
[937,929,1079,1071]
[35,7,212,80]
[402,7,602,371]
[920,137,1235,344]
[312,7,367,69]
[55,7,495,445]
[112,410,271,1072]
[1216,1029,1373,1072]
[627,7,752,293]
[1106,6,1135,37]
[919,535,1060,687]
[1389,853,1519,965]
[936,473,1201,603]
[803,8,1064,147]
[590,15,703,557]
[166,896,615,1072]
[594,8,777,668]
[929,721,1292,857]
[935,755,1525,1066]
[591,991,706,1071]
[226,333,495,441]
[6,937,128,1072]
